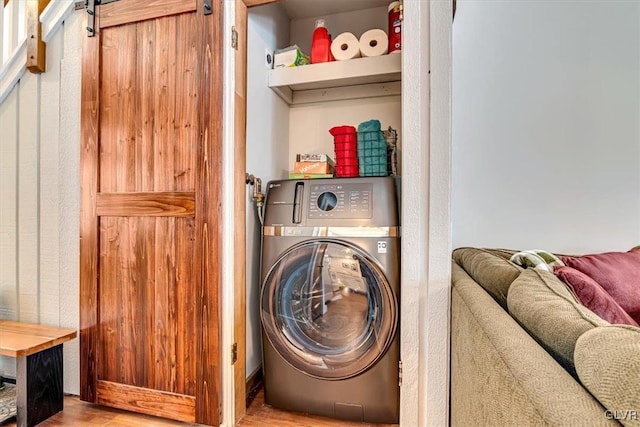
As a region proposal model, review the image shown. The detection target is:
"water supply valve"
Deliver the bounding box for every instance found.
[245,173,264,205]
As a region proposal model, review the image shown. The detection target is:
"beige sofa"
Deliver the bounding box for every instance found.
[451,248,640,427]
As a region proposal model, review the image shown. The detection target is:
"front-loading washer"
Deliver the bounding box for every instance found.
[260,177,400,423]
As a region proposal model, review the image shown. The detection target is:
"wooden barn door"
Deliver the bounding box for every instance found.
[79,0,223,425]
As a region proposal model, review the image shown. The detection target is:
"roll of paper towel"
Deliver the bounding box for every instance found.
[331,32,361,61]
[359,29,389,57]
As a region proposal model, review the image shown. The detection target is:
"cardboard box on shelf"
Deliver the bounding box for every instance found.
[293,153,336,175]
[295,153,336,166]
[293,161,334,174]
[289,173,334,179]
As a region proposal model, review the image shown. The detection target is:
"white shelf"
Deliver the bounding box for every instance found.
[280,0,390,19]
[268,53,401,105]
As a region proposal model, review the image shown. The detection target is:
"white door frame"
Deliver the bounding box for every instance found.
[221,1,237,426]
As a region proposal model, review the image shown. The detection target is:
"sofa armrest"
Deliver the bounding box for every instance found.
[451,263,617,426]
[575,326,640,427]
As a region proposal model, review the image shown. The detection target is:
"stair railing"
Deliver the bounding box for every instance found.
[0,0,74,104]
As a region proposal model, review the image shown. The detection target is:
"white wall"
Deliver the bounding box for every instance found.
[0,9,81,394]
[245,3,291,379]
[452,0,640,254]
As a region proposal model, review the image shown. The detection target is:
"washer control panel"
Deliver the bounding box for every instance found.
[308,183,373,219]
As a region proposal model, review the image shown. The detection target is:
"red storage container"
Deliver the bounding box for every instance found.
[329,125,359,177]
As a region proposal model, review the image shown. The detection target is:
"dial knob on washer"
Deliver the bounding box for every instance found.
[317,192,338,211]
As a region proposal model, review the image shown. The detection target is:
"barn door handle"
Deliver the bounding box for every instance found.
[203,0,212,15]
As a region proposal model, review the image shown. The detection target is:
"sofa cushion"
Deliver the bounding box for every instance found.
[562,250,640,324]
[483,248,518,261]
[452,264,616,426]
[575,326,640,427]
[507,269,609,377]
[555,266,639,327]
[453,247,522,309]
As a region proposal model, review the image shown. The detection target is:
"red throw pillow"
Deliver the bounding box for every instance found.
[555,266,639,327]
[561,251,640,325]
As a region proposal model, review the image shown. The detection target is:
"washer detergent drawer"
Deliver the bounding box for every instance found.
[264,181,304,226]
[260,240,398,380]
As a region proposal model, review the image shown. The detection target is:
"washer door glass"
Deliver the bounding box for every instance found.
[261,240,397,380]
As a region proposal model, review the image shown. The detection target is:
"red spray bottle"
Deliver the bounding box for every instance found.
[311,19,333,64]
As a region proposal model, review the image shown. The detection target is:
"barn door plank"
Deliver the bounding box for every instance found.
[194,0,223,423]
[99,0,197,30]
[79,11,100,403]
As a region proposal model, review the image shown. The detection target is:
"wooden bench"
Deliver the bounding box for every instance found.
[0,320,77,427]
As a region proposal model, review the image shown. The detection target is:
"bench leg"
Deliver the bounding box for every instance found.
[16,344,64,427]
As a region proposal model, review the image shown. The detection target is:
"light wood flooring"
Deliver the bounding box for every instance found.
[2,388,397,427]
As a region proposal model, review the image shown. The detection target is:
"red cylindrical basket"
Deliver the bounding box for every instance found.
[330,125,358,177]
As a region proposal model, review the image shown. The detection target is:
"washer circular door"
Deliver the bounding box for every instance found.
[261,239,397,380]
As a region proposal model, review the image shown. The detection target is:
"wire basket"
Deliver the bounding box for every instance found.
[385,127,398,176]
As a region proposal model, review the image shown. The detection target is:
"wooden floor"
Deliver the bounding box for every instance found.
[2,388,397,427]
